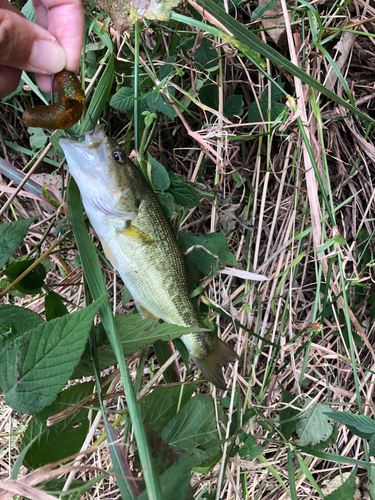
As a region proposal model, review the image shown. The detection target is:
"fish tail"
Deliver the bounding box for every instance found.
[193,339,238,390]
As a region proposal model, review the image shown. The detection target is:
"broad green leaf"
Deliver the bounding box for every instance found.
[251,0,277,21]
[158,60,176,80]
[324,411,375,439]
[167,173,201,208]
[162,394,223,467]
[149,92,177,120]
[178,232,238,277]
[248,83,286,124]
[0,296,106,414]
[223,95,243,118]
[324,469,356,500]
[143,425,180,478]
[296,402,333,446]
[195,39,218,69]
[198,83,218,110]
[45,291,69,321]
[238,435,263,459]
[157,192,175,218]
[110,87,134,112]
[21,381,96,469]
[0,217,38,268]
[72,315,203,379]
[21,0,35,21]
[147,153,170,191]
[29,128,48,149]
[0,304,43,336]
[138,454,193,500]
[199,84,243,118]
[141,384,198,433]
[4,259,46,295]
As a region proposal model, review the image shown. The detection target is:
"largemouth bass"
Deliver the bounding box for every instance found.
[60,126,238,389]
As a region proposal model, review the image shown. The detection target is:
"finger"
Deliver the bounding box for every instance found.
[0,66,21,99]
[33,0,84,71]
[0,0,23,15]
[0,9,66,74]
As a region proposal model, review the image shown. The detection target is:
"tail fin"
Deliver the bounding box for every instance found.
[193,339,238,390]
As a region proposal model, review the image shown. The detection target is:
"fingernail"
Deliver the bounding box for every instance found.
[27,39,66,74]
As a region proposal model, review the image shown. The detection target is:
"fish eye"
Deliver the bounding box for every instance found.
[113,150,125,163]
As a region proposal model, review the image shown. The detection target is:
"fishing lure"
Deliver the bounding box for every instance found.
[23,70,85,130]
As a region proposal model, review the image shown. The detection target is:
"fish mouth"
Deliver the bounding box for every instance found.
[59,126,110,174]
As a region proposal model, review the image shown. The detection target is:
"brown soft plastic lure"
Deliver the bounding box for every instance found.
[23,70,85,130]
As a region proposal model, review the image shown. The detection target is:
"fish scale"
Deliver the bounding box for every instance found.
[60,126,238,389]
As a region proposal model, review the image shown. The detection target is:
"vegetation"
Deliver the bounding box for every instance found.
[1,0,375,498]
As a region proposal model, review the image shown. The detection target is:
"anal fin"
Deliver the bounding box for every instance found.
[135,302,160,320]
[102,241,117,269]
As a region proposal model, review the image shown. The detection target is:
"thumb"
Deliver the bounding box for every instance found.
[0,9,66,74]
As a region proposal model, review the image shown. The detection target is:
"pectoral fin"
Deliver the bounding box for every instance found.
[119,222,155,245]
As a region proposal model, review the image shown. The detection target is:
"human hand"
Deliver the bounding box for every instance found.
[0,0,84,99]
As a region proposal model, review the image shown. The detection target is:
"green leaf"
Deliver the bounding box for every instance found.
[79,55,115,134]
[162,394,223,467]
[369,434,375,457]
[158,60,176,80]
[198,84,218,110]
[157,192,175,218]
[248,82,286,123]
[251,0,277,21]
[0,217,38,268]
[195,39,218,69]
[138,454,193,500]
[240,435,263,460]
[324,469,356,500]
[223,95,243,118]
[72,315,204,379]
[28,128,49,149]
[148,92,177,120]
[178,232,238,277]
[21,381,96,469]
[0,295,106,414]
[141,384,198,433]
[0,304,43,336]
[110,87,134,112]
[45,291,69,321]
[295,402,333,446]
[324,411,375,439]
[4,259,46,295]
[147,153,170,191]
[167,173,201,208]
[21,0,35,21]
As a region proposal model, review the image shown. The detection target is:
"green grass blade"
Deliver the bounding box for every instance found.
[287,448,297,500]
[67,177,163,500]
[173,1,373,124]
[80,55,115,133]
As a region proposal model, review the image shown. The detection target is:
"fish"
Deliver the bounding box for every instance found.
[23,70,85,130]
[59,126,238,389]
